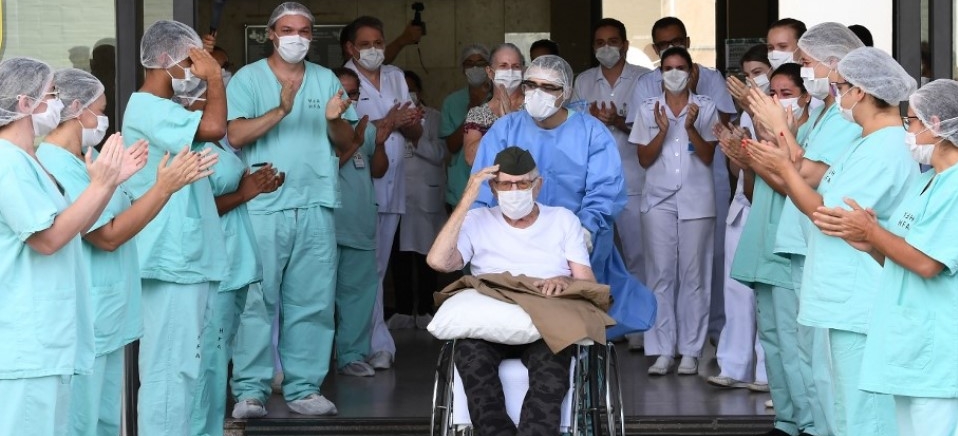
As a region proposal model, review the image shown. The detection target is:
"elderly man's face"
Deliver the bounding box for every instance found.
[490,171,541,198]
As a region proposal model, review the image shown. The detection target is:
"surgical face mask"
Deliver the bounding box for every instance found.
[167,63,202,95]
[751,74,771,94]
[767,50,796,70]
[595,45,622,69]
[800,66,830,100]
[494,69,522,94]
[835,87,858,123]
[221,70,233,87]
[777,97,804,119]
[497,186,535,220]
[408,92,419,105]
[662,69,689,94]
[905,129,935,165]
[524,88,560,121]
[276,35,310,64]
[357,47,385,71]
[79,109,109,150]
[657,44,686,58]
[465,66,487,86]
[31,97,63,137]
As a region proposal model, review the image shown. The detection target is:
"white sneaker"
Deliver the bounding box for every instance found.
[386,314,416,330]
[765,399,774,408]
[647,356,674,376]
[271,372,283,394]
[677,356,699,375]
[707,376,748,388]
[415,314,433,330]
[367,350,394,369]
[747,382,771,392]
[232,398,268,419]
[338,361,375,377]
[287,393,338,416]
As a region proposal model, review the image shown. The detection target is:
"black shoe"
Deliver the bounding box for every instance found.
[798,433,817,436]
[758,430,792,436]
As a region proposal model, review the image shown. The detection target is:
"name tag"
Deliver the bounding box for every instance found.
[404,141,414,158]
[353,152,366,169]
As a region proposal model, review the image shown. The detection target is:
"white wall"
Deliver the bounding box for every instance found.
[779,0,893,54]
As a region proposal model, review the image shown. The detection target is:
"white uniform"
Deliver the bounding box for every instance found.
[572,63,651,285]
[346,60,414,356]
[629,93,718,358]
[399,106,448,255]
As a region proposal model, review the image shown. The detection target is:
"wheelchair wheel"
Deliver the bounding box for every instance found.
[604,343,626,436]
[431,340,456,436]
[570,343,626,436]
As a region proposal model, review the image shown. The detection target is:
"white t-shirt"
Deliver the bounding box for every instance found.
[457,204,591,278]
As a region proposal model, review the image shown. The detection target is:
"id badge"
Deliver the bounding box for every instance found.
[353,152,366,169]
[404,141,414,158]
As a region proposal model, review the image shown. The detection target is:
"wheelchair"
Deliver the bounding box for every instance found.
[430,339,625,436]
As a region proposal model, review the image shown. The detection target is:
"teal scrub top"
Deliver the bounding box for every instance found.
[439,87,474,208]
[859,168,958,399]
[774,104,862,259]
[798,126,918,333]
[335,124,378,250]
[729,175,792,290]
[36,144,143,356]
[122,92,228,284]
[207,145,263,292]
[0,140,94,378]
[227,59,358,213]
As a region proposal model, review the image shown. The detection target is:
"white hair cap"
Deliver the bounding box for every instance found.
[460,44,491,65]
[910,79,958,145]
[0,57,54,126]
[838,47,916,104]
[140,20,202,69]
[524,55,573,99]
[268,2,314,28]
[797,22,864,65]
[55,68,105,121]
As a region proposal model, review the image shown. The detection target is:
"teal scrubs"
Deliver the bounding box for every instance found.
[860,168,958,404]
[439,87,470,207]
[122,92,227,436]
[227,59,357,402]
[774,103,861,436]
[0,140,93,436]
[36,143,142,436]
[192,145,266,436]
[334,126,379,368]
[801,126,917,436]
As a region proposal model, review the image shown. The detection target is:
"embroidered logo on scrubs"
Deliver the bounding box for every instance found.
[307,97,322,110]
[897,212,915,231]
[823,168,836,185]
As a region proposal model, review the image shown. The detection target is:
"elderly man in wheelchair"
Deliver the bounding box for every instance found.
[426,147,617,436]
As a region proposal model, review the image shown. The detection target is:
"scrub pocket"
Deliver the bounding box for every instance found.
[34,287,75,348]
[883,306,933,370]
[180,217,204,263]
[91,283,124,344]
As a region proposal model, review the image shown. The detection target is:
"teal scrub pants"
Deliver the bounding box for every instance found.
[138,280,212,436]
[755,283,812,436]
[230,283,273,403]
[894,396,958,436]
[69,348,123,436]
[792,256,835,436]
[237,207,337,402]
[192,285,250,436]
[0,375,70,436]
[828,329,896,436]
[335,246,378,368]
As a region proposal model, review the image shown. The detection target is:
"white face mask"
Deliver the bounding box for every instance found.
[31,97,63,137]
[905,129,935,165]
[662,69,689,94]
[221,70,233,87]
[497,186,535,220]
[767,50,796,70]
[408,92,419,105]
[751,74,771,94]
[276,35,310,64]
[166,62,202,95]
[800,66,830,100]
[465,66,487,86]
[777,97,804,119]
[494,69,522,94]
[357,47,385,71]
[658,44,686,58]
[835,86,858,123]
[595,45,622,69]
[79,109,109,150]
[524,88,560,121]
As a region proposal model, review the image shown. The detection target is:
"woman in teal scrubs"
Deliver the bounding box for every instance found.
[813,79,958,436]
[36,68,210,436]
[747,47,918,436]
[0,57,130,436]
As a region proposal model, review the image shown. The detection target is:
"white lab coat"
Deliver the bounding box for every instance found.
[399,106,448,255]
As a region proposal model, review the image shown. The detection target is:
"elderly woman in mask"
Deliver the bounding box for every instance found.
[471,54,656,347]
[747,47,918,436]
[463,43,526,166]
[36,68,210,436]
[812,79,958,436]
[628,46,719,376]
[0,57,134,436]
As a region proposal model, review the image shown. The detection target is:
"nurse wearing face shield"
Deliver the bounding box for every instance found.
[0,57,133,436]
[814,79,958,436]
[747,46,918,436]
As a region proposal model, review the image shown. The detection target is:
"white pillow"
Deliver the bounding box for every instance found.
[427,289,541,344]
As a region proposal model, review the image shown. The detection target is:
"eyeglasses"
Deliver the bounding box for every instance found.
[492,178,538,190]
[902,116,921,129]
[653,37,688,51]
[520,81,562,94]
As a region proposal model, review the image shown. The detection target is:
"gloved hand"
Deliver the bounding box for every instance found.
[582,226,593,254]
